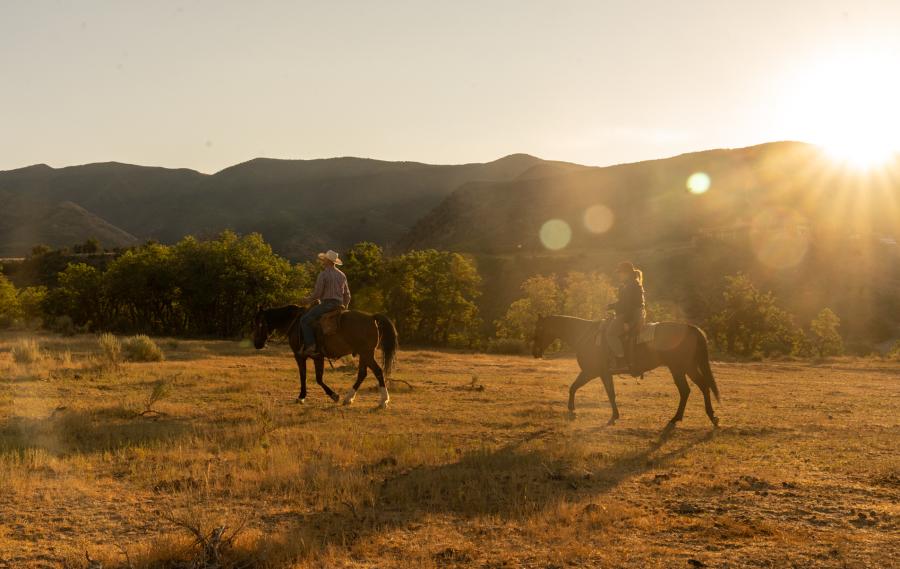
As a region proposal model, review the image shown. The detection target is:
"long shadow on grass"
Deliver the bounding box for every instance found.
[259,425,717,560]
[0,406,189,456]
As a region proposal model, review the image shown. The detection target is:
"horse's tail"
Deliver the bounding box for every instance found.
[374,313,398,376]
[694,326,720,402]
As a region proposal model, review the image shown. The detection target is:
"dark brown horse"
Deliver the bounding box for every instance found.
[252,305,398,408]
[532,315,720,427]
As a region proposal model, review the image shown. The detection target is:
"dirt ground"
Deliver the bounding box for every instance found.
[0,333,898,568]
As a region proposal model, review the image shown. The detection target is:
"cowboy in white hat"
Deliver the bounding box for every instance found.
[297,249,351,356]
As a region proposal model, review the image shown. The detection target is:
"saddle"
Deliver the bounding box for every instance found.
[595,319,657,376]
[316,307,345,336]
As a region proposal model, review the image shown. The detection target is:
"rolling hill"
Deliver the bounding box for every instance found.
[399,141,900,254]
[0,154,563,258]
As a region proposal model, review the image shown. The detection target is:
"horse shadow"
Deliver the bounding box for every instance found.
[256,425,717,559]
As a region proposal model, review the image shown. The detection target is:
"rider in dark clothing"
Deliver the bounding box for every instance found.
[606,261,646,370]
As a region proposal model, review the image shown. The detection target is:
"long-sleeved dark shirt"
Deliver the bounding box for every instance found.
[611,278,645,322]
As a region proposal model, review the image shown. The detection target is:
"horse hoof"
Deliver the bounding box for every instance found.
[711,416,720,428]
[566,411,576,421]
[297,397,306,404]
[606,418,618,426]
[342,390,356,406]
[329,393,340,403]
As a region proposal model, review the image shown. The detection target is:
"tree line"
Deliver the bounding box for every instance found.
[0,233,859,357]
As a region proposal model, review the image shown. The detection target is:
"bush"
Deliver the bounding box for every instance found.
[98,333,122,367]
[486,337,530,355]
[888,341,900,361]
[0,274,20,327]
[52,315,76,336]
[12,338,43,365]
[809,308,843,357]
[122,335,165,362]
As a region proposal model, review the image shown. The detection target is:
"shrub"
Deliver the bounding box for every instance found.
[809,308,843,357]
[52,315,76,336]
[11,338,43,365]
[889,341,900,361]
[98,333,122,367]
[486,337,529,355]
[0,274,20,327]
[122,335,165,362]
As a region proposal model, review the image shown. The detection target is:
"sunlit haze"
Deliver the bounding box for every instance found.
[2,1,900,172]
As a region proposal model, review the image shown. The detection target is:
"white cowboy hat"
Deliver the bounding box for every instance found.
[317,250,343,265]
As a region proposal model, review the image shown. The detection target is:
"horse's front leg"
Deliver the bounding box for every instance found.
[343,357,368,405]
[293,352,307,403]
[314,357,340,403]
[599,372,619,425]
[568,371,596,416]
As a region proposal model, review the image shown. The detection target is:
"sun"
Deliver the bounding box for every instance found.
[778,50,900,169]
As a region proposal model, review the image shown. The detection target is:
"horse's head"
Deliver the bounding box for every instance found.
[252,305,269,349]
[531,315,554,358]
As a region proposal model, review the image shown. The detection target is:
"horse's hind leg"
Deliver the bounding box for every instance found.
[670,369,691,424]
[365,352,390,409]
[314,357,340,403]
[293,352,308,403]
[687,367,719,427]
[343,359,368,405]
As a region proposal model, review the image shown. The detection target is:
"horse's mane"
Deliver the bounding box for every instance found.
[264,305,304,331]
[547,314,601,324]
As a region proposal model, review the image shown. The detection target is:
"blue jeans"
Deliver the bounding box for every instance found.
[300,299,342,347]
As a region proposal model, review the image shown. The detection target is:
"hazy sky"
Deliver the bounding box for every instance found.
[2,1,899,173]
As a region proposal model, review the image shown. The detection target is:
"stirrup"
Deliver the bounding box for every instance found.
[300,345,320,357]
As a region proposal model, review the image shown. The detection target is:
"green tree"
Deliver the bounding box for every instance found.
[172,232,294,336]
[43,263,105,329]
[342,242,385,313]
[809,308,843,357]
[382,249,482,345]
[0,274,20,327]
[17,286,47,324]
[30,244,52,258]
[707,273,800,356]
[495,274,562,341]
[103,243,180,333]
[562,271,617,320]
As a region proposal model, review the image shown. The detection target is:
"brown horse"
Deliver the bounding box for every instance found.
[532,315,720,427]
[252,305,398,408]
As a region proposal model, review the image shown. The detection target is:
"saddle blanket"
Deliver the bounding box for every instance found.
[594,321,658,347]
[636,322,658,344]
[319,308,344,335]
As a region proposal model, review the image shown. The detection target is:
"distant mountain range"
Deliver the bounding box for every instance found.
[1,142,897,260]
[0,153,571,257]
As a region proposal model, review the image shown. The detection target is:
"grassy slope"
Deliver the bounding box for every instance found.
[0,333,898,568]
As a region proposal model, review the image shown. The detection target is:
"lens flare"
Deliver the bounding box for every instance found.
[687,172,711,194]
[583,204,615,234]
[539,219,572,250]
[750,208,810,269]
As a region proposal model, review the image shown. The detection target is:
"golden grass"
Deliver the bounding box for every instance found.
[0,332,897,568]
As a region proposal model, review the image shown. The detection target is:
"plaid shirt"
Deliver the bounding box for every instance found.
[303,266,351,306]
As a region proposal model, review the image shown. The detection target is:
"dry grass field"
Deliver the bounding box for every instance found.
[0,332,898,568]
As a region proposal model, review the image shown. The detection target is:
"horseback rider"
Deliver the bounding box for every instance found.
[606,261,646,371]
[298,250,351,357]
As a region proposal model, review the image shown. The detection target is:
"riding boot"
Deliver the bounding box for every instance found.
[300,345,319,357]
